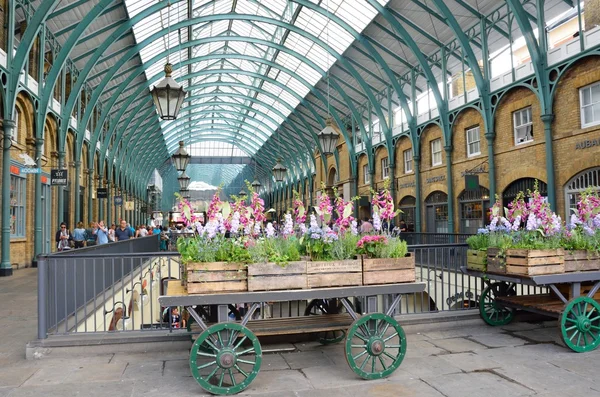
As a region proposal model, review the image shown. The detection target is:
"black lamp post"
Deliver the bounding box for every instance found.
[172,141,191,172]
[150,63,186,120]
[272,158,287,182]
[178,170,190,191]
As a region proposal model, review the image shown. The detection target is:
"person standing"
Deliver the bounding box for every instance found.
[56,222,72,251]
[115,220,134,241]
[95,220,109,245]
[108,224,116,242]
[72,222,86,249]
[85,222,98,247]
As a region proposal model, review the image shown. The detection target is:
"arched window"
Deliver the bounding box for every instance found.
[398,196,416,232]
[564,167,600,218]
[458,187,490,234]
[503,178,547,206]
[425,191,448,233]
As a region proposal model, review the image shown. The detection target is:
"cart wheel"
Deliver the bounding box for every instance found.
[305,299,353,345]
[345,313,406,380]
[319,330,346,345]
[560,296,600,353]
[190,323,262,395]
[479,282,515,326]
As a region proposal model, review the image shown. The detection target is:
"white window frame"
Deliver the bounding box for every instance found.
[513,107,533,145]
[10,174,26,238]
[580,82,600,128]
[403,149,413,174]
[466,126,481,157]
[381,157,389,179]
[431,139,442,166]
[363,164,370,184]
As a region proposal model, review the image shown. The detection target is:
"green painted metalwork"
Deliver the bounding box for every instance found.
[344,313,406,380]
[560,296,600,353]
[479,282,516,326]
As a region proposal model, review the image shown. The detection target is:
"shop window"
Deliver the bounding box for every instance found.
[503,178,547,207]
[513,107,533,145]
[564,167,600,219]
[425,191,448,233]
[459,187,490,234]
[381,157,389,179]
[10,175,26,238]
[466,126,481,157]
[580,82,600,128]
[431,139,442,166]
[363,164,370,184]
[403,149,413,174]
[398,195,416,232]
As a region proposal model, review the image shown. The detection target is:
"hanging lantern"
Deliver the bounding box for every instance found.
[150,63,186,120]
[172,140,191,172]
[272,158,287,182]
[177,170,190,191]
[251,178,261,189]
[318,118,340,155]
[239,189,247,198]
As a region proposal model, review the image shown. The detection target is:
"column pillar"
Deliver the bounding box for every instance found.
[388,161,396,223]
[1,120,16,276]
[106,183,112,226]
[485,134,497,203]
[445,146,455,236]
[33,138,44,267]
[541,114,557,210]
[99,179,105,221]
[74,160,81,223]
[56,151,65,226]
[414,155,422,233]
[87,170,94,223]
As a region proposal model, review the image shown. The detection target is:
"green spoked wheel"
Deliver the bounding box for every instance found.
[560,296,600,353]
[319,330,346,345]
[479,282,516,326]
[190,323,262,395]
[345,313,406,380]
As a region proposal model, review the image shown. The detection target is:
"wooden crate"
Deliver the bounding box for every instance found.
[564,250,600,272]
[556,282,600,300]
[362,254,416,285]
[306,259,362,288]
[247,261,307,291]
[505,249,565,276]
[186,262,247,294]
[487,248,506,274]
[466,250,487,271]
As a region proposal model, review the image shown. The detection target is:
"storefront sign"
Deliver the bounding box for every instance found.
[21,168,41,174]
[114,196,123,206]
[50,169,68,185]
[10,165,20,175]
[575,138,600,150]
[446,290,475,306]
[125,201,134,211]
[461,164,487,177]
[426,175,445,184]
[398,181,416,189]
[97,188,108,199]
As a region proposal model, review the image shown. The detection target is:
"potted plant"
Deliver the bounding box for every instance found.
[466,229,489,271]
[358,235,415,284]
[563,190,600,272]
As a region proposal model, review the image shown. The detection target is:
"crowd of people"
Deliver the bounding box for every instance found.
[55,219,173,252]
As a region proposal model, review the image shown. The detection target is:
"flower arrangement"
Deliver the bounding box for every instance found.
[371,178,402,232]
[315,182,333,225]
[564,190,600,253]
[356,235,388,257]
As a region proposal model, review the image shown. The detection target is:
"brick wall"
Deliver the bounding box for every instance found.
[586,0,600,29]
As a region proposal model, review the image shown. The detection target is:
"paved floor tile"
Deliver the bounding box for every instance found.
[467,332,527,348]
[280,350,335,370]
[422,372,533,397]
[427,337,486,353]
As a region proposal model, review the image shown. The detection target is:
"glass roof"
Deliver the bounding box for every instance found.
[123,0,385,156]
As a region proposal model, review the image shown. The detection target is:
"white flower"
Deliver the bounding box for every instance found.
[254,222,262,235]
[309,214,319,229]
[373,212,381,232]
[244,220,253,236]
[299,223,307,235]
[350,220,358,236]
[205,220,218,239]
[283,213,294,236]
[266,222,275,238]
[230,211,241,235]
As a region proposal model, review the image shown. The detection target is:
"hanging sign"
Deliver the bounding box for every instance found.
[114,196,123,206]
[125,201,135,211]
[465,175,480,192]
[97,188,108,199]
[50,169,68,185]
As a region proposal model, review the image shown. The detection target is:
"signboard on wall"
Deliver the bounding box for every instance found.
[125,201,134,211]
[114,196,123,206]
[97,188,108,199]
[50,169,68,185]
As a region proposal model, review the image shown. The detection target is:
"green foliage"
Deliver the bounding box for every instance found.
[466,233,489,251]
[330,234,359,261]
[375,238,408,259]
[508,231,562,250]
[247,238,301,266]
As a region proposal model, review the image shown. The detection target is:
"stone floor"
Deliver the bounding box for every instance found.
[2,268,600,396]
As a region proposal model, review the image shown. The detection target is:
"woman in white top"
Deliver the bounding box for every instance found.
[138,225,148,237]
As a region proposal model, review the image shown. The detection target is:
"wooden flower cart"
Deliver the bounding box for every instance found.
[462,267,600,353]
[159,281,425,395]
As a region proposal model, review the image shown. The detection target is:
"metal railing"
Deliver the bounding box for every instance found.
[37,241,546,339]
[399,232,472,245]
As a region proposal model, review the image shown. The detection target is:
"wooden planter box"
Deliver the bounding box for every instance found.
[505,249,565,276]
[186,262,247,294]
[466,250,487,271]
[248,261,307,291]
[564,250,600,272]
[362,254,416,285]
[487,248,506,274]
[306,259,362,288]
